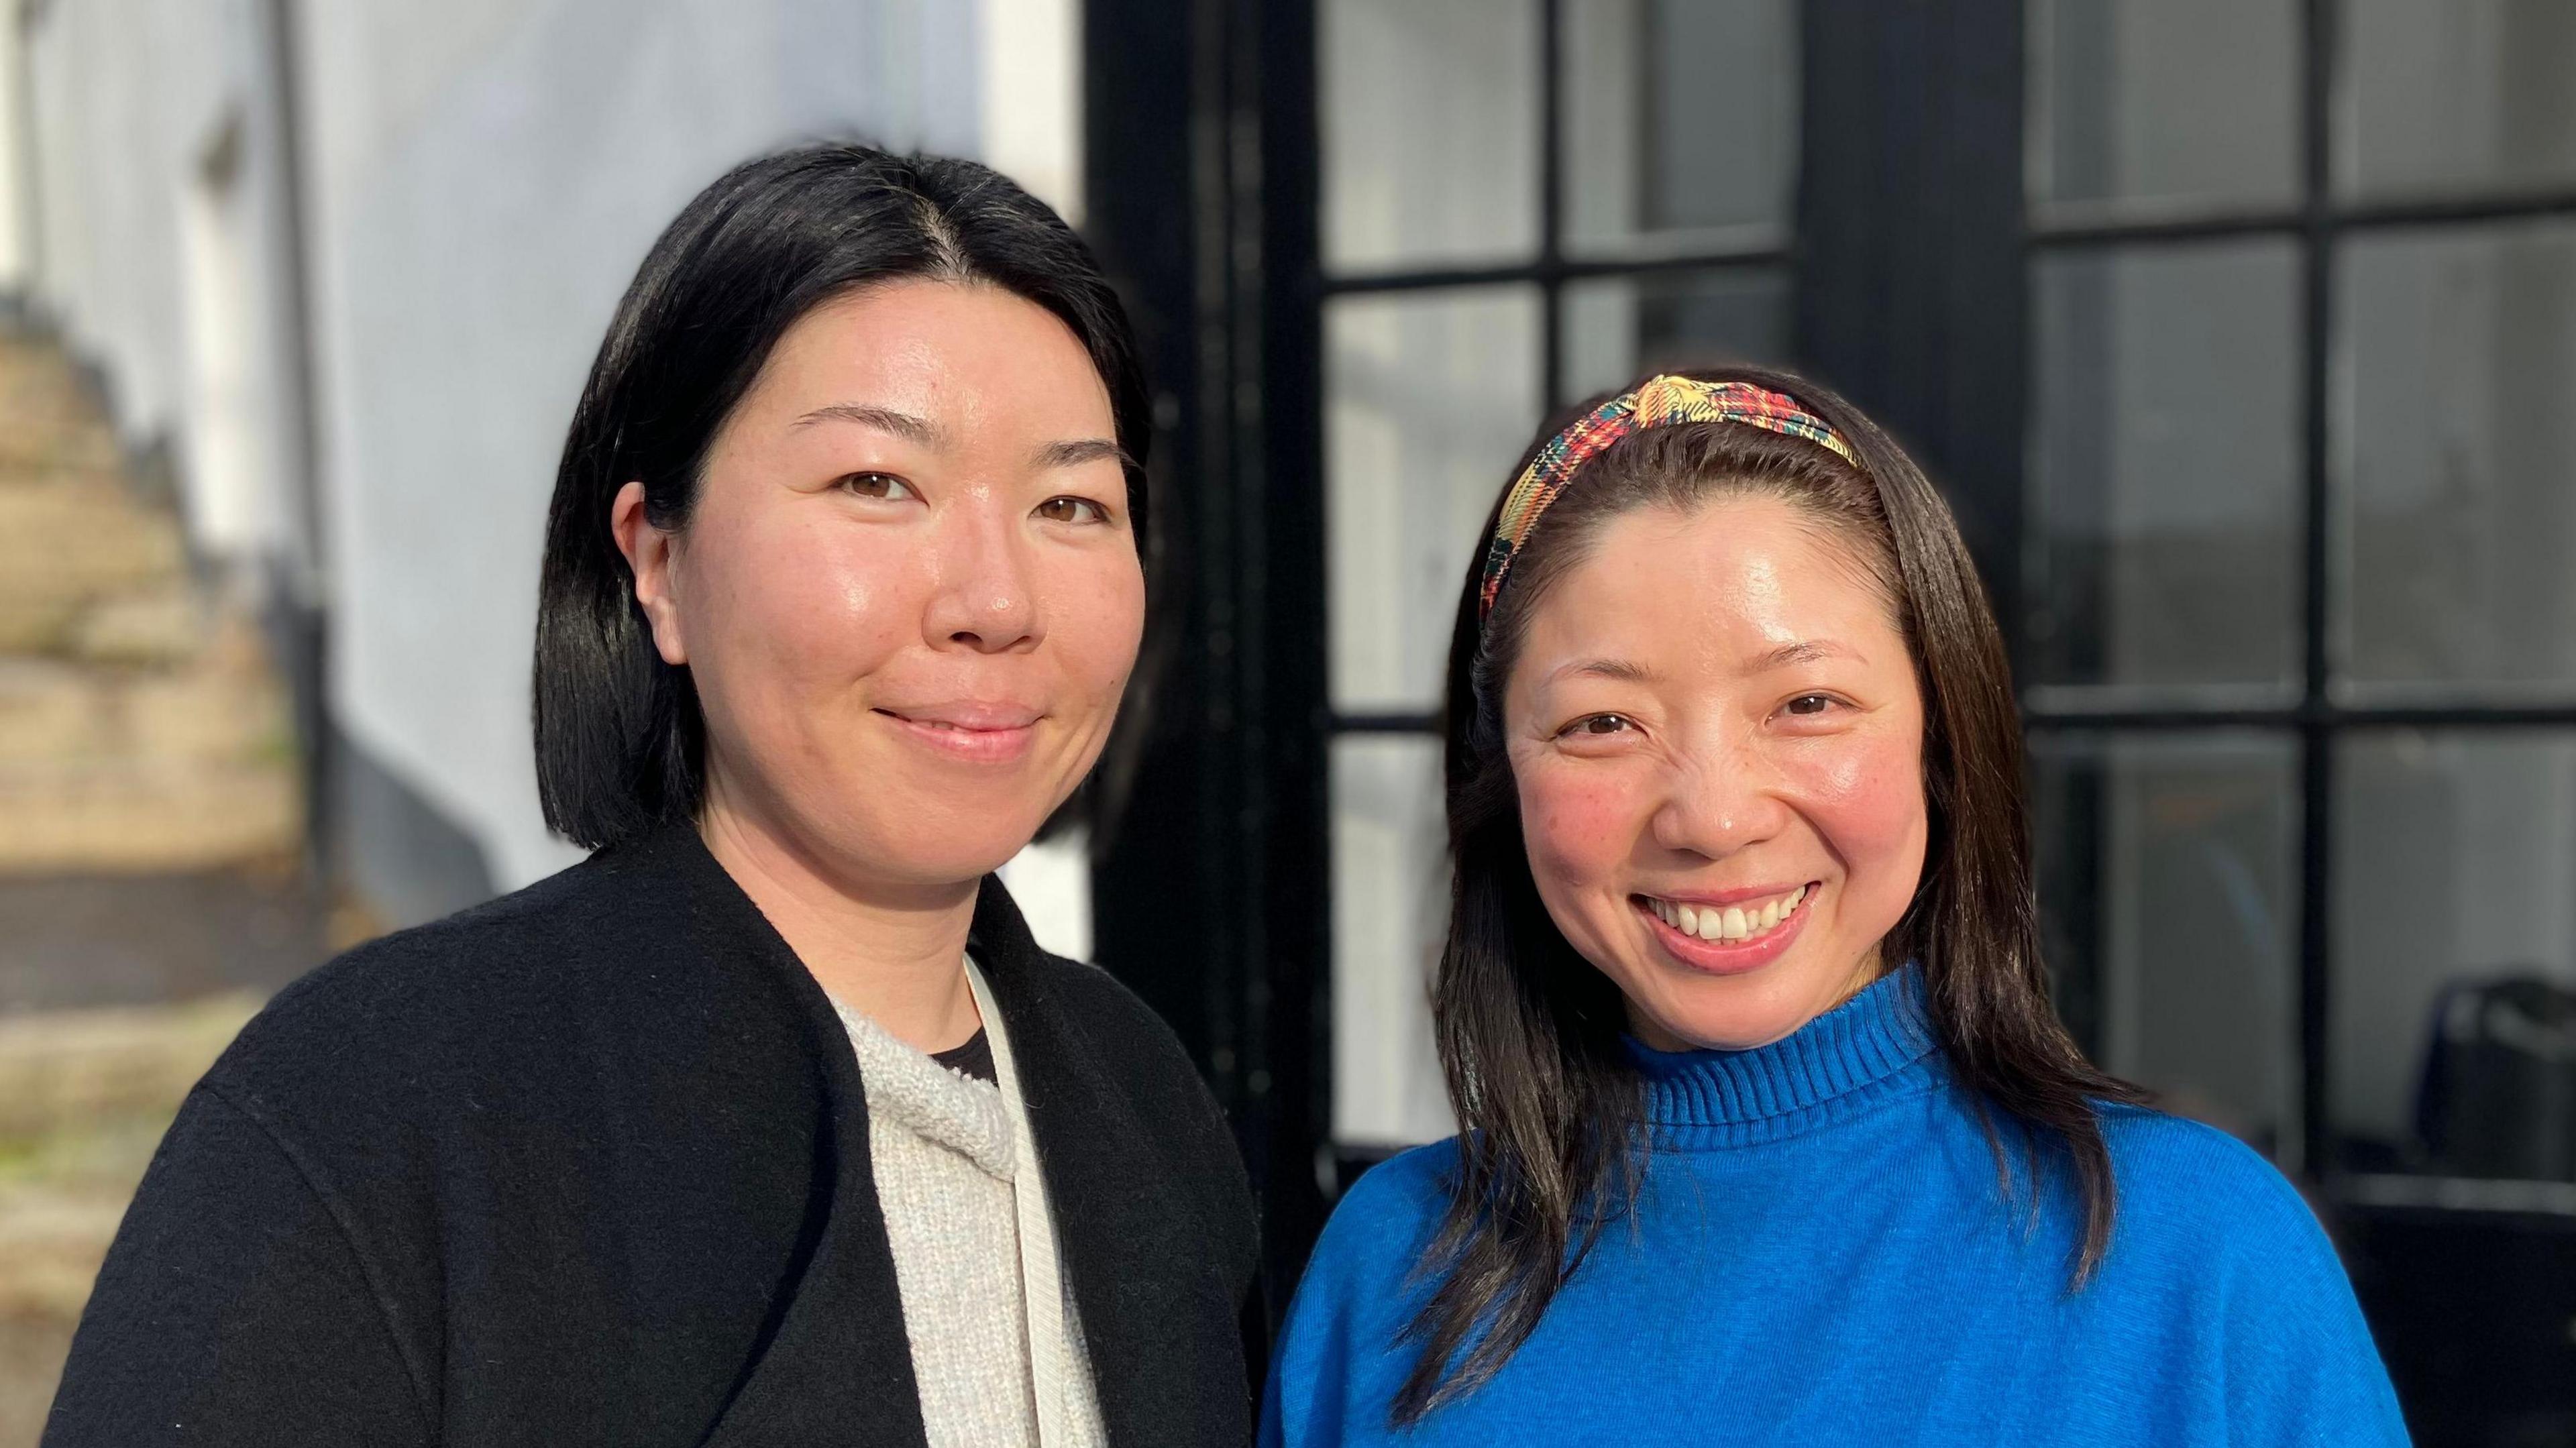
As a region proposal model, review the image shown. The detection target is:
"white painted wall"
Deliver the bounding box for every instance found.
[21,0,302,565]
[23,0,201,434]
[978,0,1083,227]
[0,3,31,293]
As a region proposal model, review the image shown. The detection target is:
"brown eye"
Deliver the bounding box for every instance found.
[1784,694,1835,716]
[838,471,914,501]
[1036,496,1107,524]
[1574,714,1633,736]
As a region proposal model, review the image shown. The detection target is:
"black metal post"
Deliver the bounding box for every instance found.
[1083,0,1332,1312]
[262,0,336,885]
[1796,0,2030,658]
[1538,0,1564,408]
[2292,0,2339,1180]
[1247,0,1333,1299]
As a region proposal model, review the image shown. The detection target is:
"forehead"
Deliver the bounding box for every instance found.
[745,278,1114,435]
[1516,494,1901,667]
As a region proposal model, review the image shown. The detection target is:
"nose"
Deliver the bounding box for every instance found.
[1649,726,1792,860]
[921,492,1043,654]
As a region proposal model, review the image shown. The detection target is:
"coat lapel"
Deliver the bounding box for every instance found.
[970,880,1244,1448]
[635,828,932,1448]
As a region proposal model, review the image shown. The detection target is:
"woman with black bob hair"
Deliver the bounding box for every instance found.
[49,145,1258,1448]
[1263,365,2406,1444]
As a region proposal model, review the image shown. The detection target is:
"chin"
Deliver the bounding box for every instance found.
[1660,1011,1809,1054]
[1646,967,1857,1052]
[800,805,1043,893]
[883,831,1036,888]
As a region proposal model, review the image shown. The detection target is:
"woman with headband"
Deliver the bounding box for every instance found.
[1262,366,2406,1444]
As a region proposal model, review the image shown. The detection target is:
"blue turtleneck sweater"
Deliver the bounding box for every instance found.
[1262,967,2410,1446]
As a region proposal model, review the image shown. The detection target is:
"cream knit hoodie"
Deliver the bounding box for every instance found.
[833,978,1106,1448]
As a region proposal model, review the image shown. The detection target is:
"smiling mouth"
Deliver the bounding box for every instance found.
[873,707,1041,763]
[874,702,1042,730]
[883,714,1025,732]
[1633,883,1816,946]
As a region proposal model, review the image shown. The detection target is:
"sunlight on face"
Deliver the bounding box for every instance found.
[648,278,1143,894]
[1503,494,1929,1051]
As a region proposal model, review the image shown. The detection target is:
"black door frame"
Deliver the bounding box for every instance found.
[1083,0,1334,1305]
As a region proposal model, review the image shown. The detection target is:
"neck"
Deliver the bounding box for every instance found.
[698,789,983,1055]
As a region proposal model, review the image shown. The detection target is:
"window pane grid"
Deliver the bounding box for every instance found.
[2025,0,2576,1186]
[2027,189,2576,250]
[1320,242,1791,297]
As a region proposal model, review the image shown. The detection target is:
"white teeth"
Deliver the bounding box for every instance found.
[1649,885,1814,944]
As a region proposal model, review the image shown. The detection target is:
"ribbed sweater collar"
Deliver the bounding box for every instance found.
[1623,964,1941,1149]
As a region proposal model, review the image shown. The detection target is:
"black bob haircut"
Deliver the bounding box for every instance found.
[533,144,1152,850]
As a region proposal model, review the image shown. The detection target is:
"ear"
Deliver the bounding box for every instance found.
[610,481,688,666]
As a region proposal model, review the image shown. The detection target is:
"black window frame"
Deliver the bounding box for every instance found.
[2021,0,2576,1189]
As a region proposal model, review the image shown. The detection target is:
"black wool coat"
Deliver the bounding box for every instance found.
[42,824,1262,1447]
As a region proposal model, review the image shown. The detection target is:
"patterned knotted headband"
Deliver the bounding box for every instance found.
[1477,375,1862,620]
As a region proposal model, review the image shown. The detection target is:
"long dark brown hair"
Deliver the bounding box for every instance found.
[1397,362,2144,1422]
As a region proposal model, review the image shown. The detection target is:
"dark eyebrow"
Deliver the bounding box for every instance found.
[792,403,947,448]
[1750,640,1858,671]
[1032,437,1135,471]
[789,406,1128,474]
[1543,645,1853,688]
[1546,656,1663,685]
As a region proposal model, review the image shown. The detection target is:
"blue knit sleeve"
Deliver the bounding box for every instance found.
[2103,1112,2414,1446]
[1260,1142,1456,1448]
[2214,1167,2412,1443]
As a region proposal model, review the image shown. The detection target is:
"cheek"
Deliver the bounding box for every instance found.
[1043,551,1146,703]
[689,511,917,703]
[1516,764,1650,887]
[1787,729,1929,891]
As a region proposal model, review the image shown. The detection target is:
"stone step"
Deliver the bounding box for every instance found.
[0,761,301,873]
[0,478,189,656]
[0,331,305,880]
[0,995,257,1145]
[0,995,262,1438]
[59,586,205,667]
[0,626,282,768]
[0,343,121,476]
[0,612,302,873]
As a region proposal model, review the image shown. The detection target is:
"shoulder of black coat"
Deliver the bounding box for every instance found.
[202,828,810,1113]
[1018,946,1260,1277]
